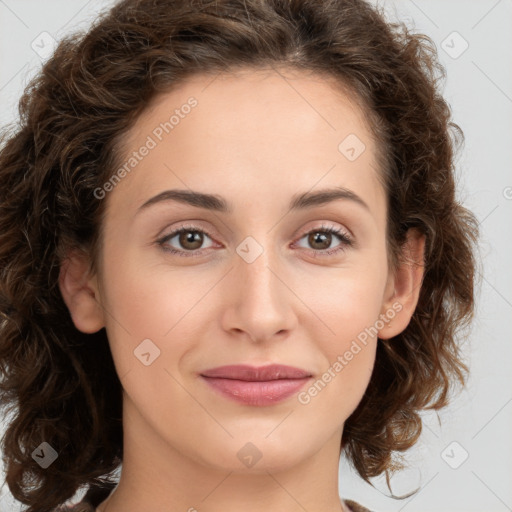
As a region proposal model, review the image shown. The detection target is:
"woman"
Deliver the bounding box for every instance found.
[0,0,478,511]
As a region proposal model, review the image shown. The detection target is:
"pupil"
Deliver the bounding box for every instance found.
[181,231,202,249]
[310,232,330,249]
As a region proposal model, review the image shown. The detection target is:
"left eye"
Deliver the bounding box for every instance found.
[157,223,353,258]
[294,225,353,255]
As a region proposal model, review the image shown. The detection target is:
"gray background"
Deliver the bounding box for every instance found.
[0,1,511,511]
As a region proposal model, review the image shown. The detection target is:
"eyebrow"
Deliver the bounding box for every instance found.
[136,186,370,215]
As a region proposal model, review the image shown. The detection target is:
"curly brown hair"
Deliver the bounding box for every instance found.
[0,0,478,510]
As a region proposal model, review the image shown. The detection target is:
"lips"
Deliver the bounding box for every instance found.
[201,364,312,381]
[200,364,312,406]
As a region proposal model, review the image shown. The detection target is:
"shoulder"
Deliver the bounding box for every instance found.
[53,496,371,512]
[53,497,371,512]
[344,498,374,512]
[52,482,116,511]
[52,503,95,512]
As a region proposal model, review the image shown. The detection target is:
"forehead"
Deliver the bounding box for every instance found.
[106,67,385,222]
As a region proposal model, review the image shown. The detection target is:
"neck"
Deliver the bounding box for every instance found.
[96,394,347,512]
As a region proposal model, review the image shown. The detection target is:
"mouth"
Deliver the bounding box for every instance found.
[200,364,313,406]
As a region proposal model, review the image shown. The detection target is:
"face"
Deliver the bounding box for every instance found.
[65,67,408,474]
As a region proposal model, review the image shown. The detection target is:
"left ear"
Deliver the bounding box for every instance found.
[378,228,426,340]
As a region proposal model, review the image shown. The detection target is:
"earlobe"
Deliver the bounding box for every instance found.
[58,249,105,334]
[378,228,426,340]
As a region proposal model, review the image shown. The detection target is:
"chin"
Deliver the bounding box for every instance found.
[192,436,313,474]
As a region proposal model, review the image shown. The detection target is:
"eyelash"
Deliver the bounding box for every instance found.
[156,223,353,258]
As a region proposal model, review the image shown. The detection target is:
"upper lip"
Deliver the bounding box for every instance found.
[200,364,312,381]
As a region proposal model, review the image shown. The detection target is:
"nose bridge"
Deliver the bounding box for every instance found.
[226,232,295,339]
[237,234,283,305]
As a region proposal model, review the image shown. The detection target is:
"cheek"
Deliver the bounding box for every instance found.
[309,266,387,343]
[100,237,208,334]
[300,268,385,412]
[96,244,196,376]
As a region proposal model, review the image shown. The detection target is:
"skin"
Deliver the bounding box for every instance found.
[59,66,425,512]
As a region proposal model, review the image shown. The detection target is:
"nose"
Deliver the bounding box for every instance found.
[220,241,297,344]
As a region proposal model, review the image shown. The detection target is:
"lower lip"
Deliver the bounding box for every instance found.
[201,376,311,406]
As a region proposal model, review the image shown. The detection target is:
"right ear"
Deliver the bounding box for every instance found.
[58,249,105,333]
